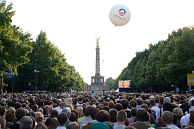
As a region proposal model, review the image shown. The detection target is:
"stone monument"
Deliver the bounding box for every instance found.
[87,38,109,91]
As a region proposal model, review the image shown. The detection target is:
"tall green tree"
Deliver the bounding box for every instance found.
[105,77,115,90]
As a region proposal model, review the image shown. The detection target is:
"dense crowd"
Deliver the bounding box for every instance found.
[0,91,194,129]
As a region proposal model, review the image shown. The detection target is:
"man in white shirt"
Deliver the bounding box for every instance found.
[54,102,66,114]
[180,106,194,129]
[150,99,160,124]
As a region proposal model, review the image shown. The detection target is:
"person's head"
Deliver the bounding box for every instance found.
[45,117,52,127]
[76,106,83,118]
[91,108,100,120]
[37,108,43,114]
[141,103,148,111]
[60,102,66,109]
[49,117,59,129]
[36,99,44,107]
[114,103,123,111]
[86,120,98,129]
[130,99,137,108]
[122,81,127,88]
[16,108,26,121]
[50,109,58,118]
[6,107,16,121]
[150,99,155,106]
[136,108,149,122]
[57,112,67,126]
[20,116,33,129]
[85,106,95,117]
[163,102,173,112]
[103,106,109,112]
[117,110,127,122]
[136,98,143,105]
[108,101,114,109]
[0,106,6,116]
[109,109,117,123]
[68,122,79,129]
[164,97,171,103]
[131,108,137,117]
[34,123,48,129]
[162,111,173,125]
[172,107,183,118]
[32,105,38,112]
[121,99,129,109]
[35,112,44,123]
[15,102,22,110]
[96,110,110,122]
[62,107,71,119]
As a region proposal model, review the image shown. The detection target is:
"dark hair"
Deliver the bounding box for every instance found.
[85,106,94,116]
[136,108,148,122]
[117,110,127,122]
[130,99,137,107]
[45,117,52,127]
[6,107,16,121]
[150,99,155,106]
[96,110,110,122]
[51,109,59,118]
[103,106,109,112]
[32,105,38,112]
[131,108,137,116]
[136,98,143,105]
[109,109,117,122]
[15,102,22,110]
[69,112,77,122]
[57,112,67,126]
[162,111,173,124]
[163,102,173,112]
[91,108,100,120]
[0,106,6,116]
[16,108,26,120]
[36,99,44,107]
[121,99,129,109]
[114,103,123,111]
[141,103,148,111]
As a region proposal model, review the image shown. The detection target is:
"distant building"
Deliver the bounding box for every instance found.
[87,38,109,91]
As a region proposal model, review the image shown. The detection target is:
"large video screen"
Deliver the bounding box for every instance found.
[118,80,130,88]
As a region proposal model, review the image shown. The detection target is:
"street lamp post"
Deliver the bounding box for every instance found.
[34,60,39,94]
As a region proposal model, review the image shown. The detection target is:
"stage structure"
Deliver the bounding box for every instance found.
[87,37,109,91]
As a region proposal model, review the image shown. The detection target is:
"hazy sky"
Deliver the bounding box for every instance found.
[6,0,194,84]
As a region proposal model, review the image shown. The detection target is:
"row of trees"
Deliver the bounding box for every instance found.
[112,26,194,92]
[0,1,86,92]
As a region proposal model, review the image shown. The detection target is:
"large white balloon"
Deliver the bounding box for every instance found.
[109,4,131,26]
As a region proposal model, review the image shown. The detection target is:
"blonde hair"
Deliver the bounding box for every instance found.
[35,112,44,123]
[76,106,83,118]
[38,108,43,114]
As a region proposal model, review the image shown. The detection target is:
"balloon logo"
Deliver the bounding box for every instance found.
[109,4,131,26]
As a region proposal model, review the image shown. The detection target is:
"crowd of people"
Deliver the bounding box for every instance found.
[0,90,194,129]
